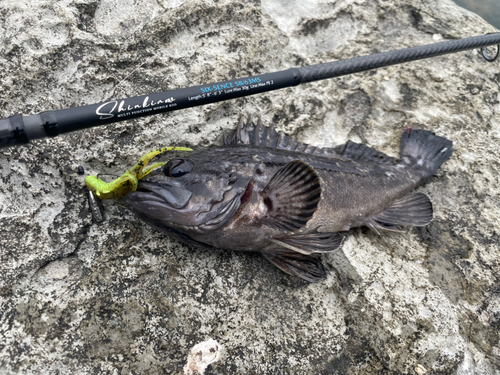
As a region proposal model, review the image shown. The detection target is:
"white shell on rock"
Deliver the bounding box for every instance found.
[183,338,221,375]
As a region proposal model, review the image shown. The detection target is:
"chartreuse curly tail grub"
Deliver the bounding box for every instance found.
[85,146,192,200]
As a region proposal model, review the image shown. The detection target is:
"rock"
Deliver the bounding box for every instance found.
[0,0,499,374]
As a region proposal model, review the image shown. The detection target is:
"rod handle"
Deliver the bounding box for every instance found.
[0,112,59,148]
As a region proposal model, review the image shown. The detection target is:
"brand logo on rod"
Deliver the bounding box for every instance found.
[96,96,176,120]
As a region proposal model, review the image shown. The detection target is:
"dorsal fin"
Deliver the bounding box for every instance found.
[333,141,396,164]
[225,116,398,165]
[225,115,342,157]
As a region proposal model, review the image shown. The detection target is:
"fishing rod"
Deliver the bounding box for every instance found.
[1,33,499,149]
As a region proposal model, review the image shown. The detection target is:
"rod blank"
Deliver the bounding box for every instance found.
[1,33,499,149]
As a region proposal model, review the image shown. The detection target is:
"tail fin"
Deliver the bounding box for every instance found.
[400,128,453,176]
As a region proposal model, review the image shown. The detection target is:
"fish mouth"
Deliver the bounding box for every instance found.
[124,181,243,232]
[134,182,193,209]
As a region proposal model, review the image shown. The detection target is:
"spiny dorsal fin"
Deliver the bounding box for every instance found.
[260,160,321,232]
[262,250,326,282]
[270,230,343,255]
[368,193,433,234]
[225,115,342,157]
[333,140,396,164]
[226,116,398,167]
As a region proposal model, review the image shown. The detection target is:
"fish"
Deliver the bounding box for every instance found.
[122,117,453,282]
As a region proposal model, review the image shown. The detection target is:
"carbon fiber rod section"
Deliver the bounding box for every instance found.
[1,33,499,148]
[299,33,500,83]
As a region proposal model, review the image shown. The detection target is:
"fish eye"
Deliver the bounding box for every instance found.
[164,158,193,178]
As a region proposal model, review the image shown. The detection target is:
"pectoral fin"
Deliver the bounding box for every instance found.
[262,250,326,282]
[368,193,433,234]
[260,160,322,232]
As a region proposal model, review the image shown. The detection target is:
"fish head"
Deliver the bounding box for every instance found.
[122,150,256,239]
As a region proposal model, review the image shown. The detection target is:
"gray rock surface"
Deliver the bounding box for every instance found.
[0,0,499,374]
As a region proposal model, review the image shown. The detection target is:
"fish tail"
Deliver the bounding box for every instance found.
[400,128,454,176]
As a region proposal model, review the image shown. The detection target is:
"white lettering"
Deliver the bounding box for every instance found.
[97,96,177,119]
[118,101,127,113]
[96,101,118,119]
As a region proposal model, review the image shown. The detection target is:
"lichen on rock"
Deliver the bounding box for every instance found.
[0,0,499,374]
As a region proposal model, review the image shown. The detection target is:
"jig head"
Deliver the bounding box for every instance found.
[85,146,192,222]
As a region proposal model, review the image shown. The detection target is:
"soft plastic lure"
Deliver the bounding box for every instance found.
[85,146,192,200]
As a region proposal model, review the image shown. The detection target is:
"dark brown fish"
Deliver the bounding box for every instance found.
[123,117,453,282]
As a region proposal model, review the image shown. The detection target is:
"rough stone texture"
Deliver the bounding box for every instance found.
[0,0,499,374]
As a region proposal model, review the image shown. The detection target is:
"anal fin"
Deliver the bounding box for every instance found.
[262,250,326,282]
[369,193,433,233]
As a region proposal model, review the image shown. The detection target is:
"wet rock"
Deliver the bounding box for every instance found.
[0,0,499,374]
